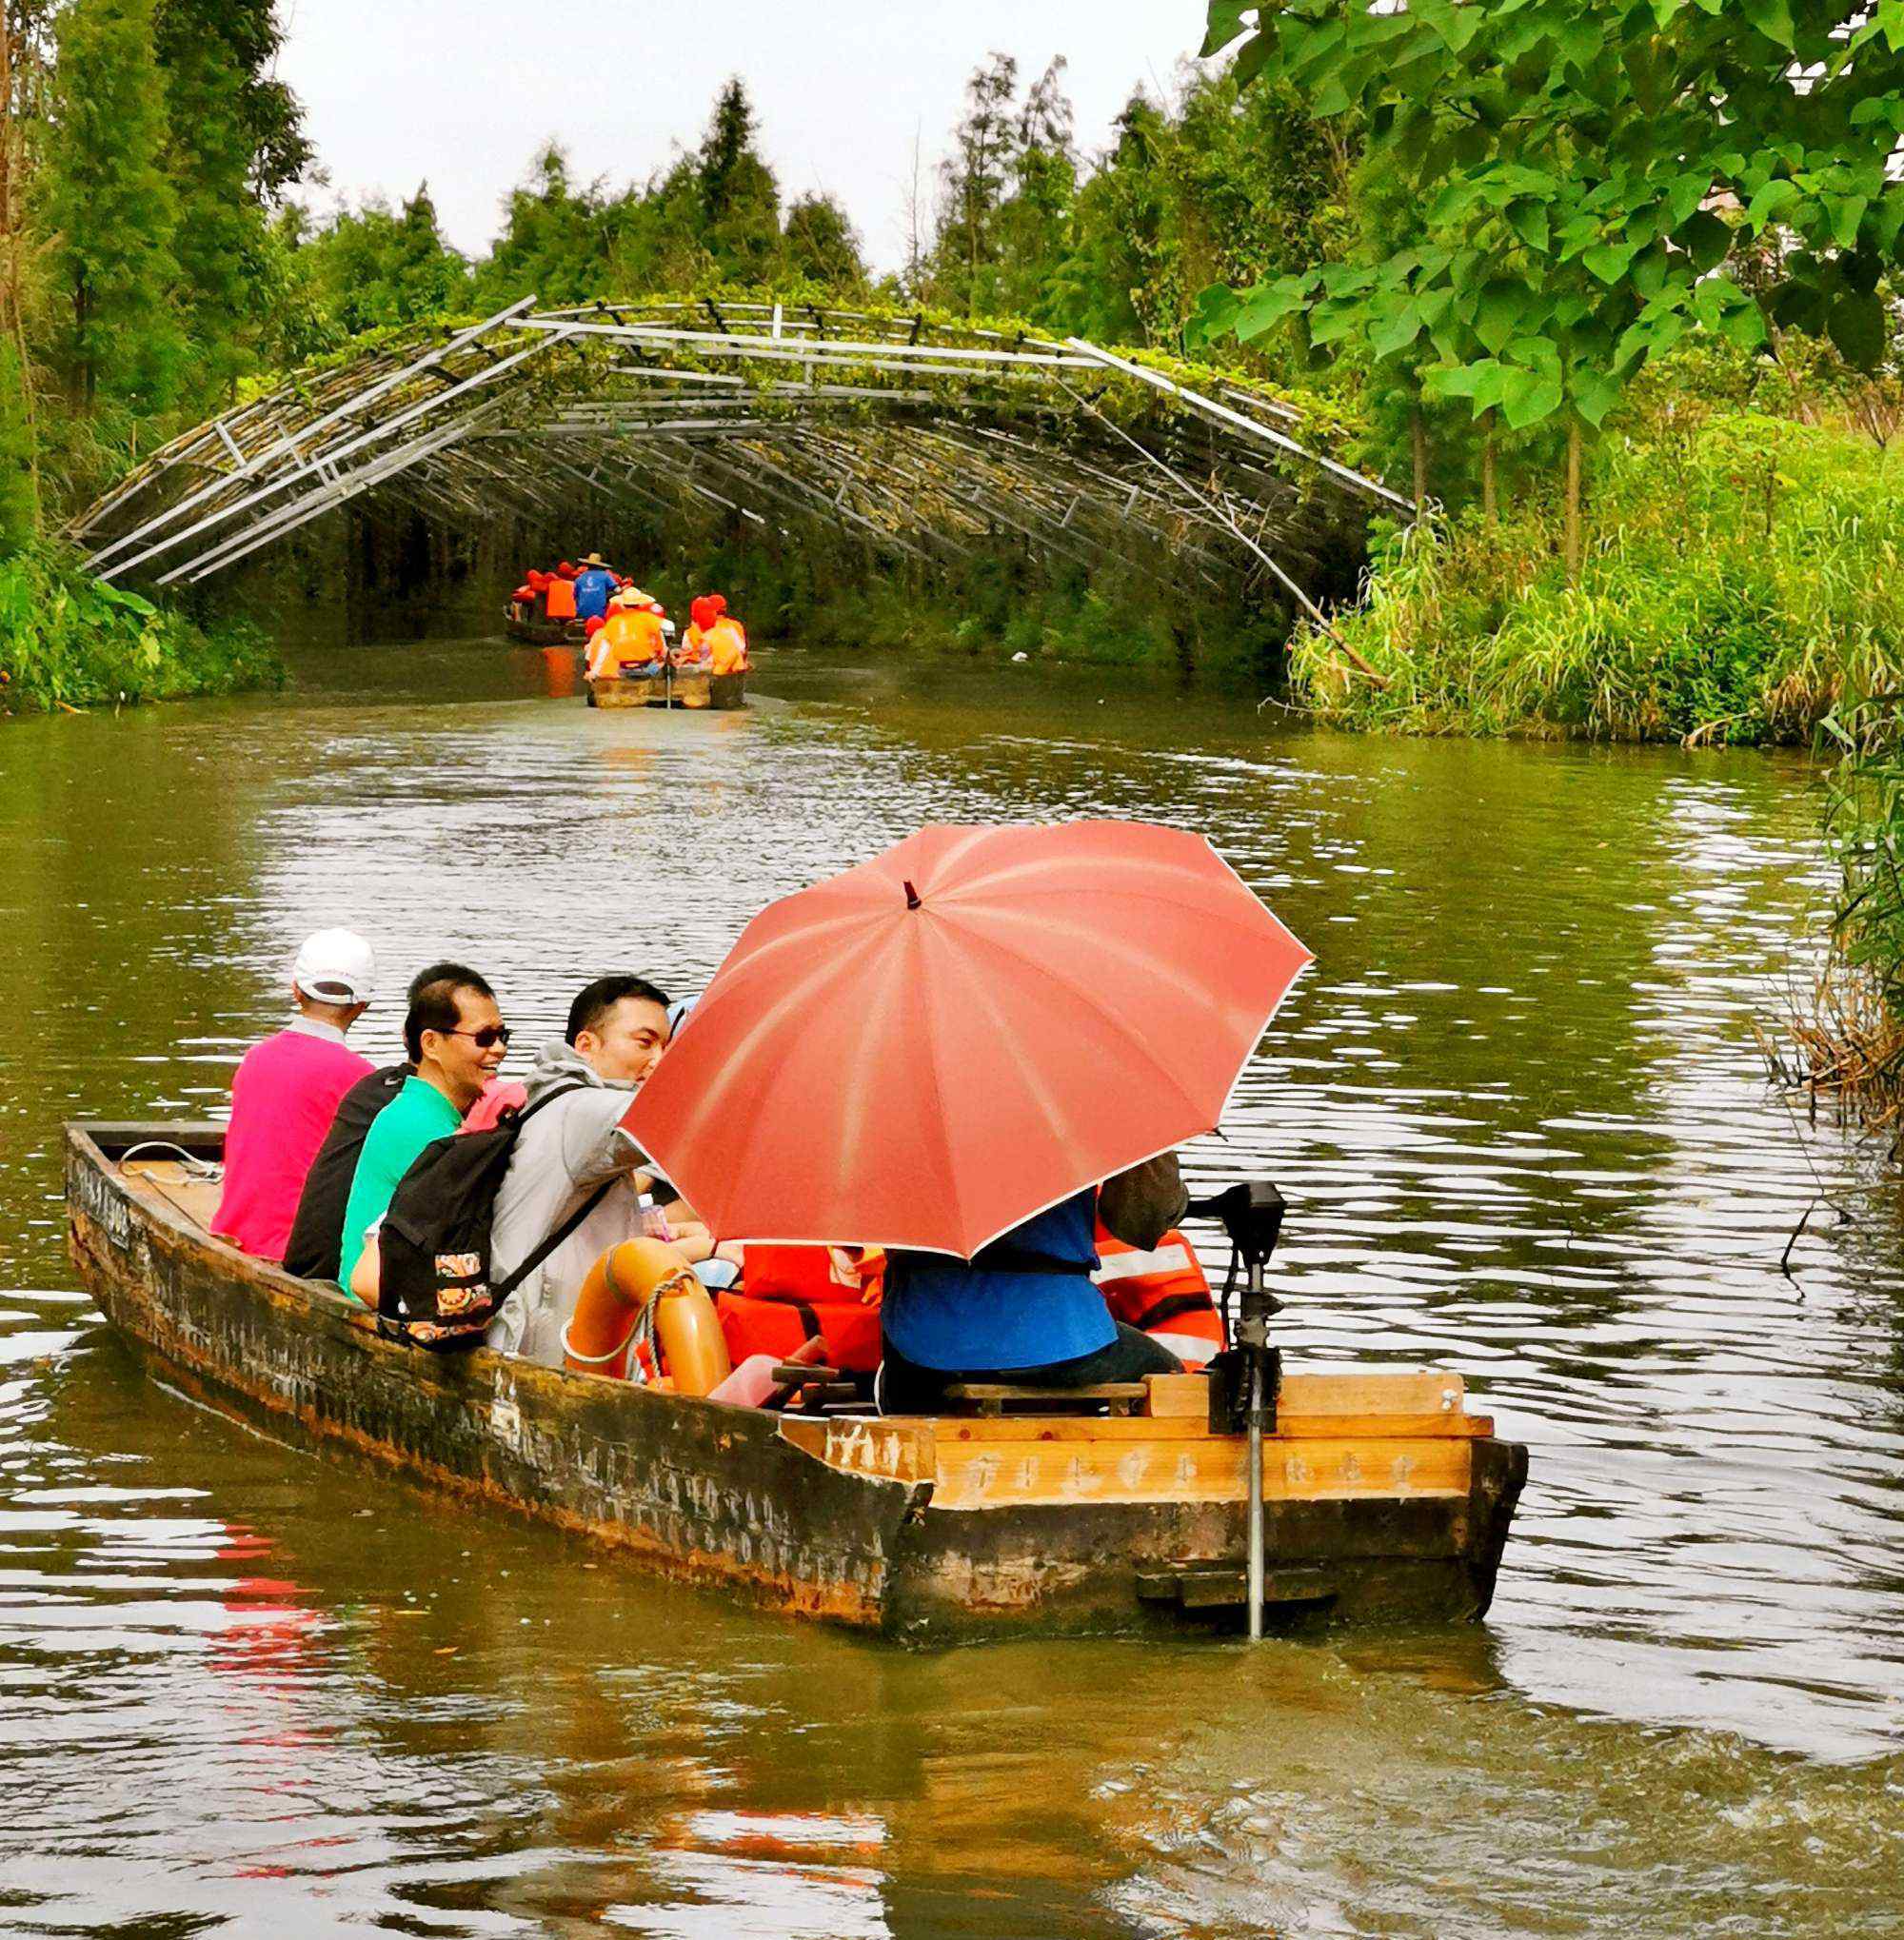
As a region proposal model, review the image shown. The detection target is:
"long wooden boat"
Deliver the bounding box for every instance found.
[504,600,587,646]
[585,666,748,710]
[65,1122,1526,1644]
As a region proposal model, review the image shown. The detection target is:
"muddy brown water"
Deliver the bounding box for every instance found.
[2,637,1902,1936]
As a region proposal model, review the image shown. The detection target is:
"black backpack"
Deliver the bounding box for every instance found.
[375,1083,613,1351]
[285,1063,408,1281]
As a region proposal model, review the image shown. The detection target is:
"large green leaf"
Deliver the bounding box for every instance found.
[1739,0,1796,49]
[1412,0,1483,53]
[1500,364,1564,429]
[1200,0,1255,58]
[1720,300,1770,352]
[1505,198,1551,252]
[1666,172,1711,230]
[1422,358,1492,401]
[1184,283,1243,348]
[1828,290,1888,368]
[1832,195,1871,250]
[1475,281,1530,354]
[1572,369,1622,428]
[1369,301,1424,359]
[1584,240,1639,284]
[1679,209,1733,272]
[1747,177,1800,228]
[1235,276,1313,341]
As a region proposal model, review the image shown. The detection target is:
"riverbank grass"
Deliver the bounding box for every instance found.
[1297,412,1904,744]
[0,544,283,715]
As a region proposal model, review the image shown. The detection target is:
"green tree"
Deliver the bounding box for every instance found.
[39,0,186,413]
[783,191,864,288]
[474,142,618,309]
[155,0,308,202]
[306,185,468,333]
[931,51,1020,311]
[697,77,782,282]
[609,156,711,293]
[156,0,268,405]
[1,3,40,531]
[1044,93,1163,343]
[1196,0,1904,574]
[0,338,35,553]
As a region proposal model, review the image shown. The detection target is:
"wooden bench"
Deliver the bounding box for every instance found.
[940,1381,1150,1418]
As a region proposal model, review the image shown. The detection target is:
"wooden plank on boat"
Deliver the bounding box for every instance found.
[928,1412,1492,1443]
[927,1435,1471,1511]
[1280,1371,1465,1415]
[943,1380,1145,1416]
[779,1415,934,1484]
[122,1161,223,1230]
[1141,1374,1209,1416]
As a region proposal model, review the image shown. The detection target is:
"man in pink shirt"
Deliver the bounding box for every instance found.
[213,929,379,1260]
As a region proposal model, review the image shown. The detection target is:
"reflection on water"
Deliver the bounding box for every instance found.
[2,639,1903,1935]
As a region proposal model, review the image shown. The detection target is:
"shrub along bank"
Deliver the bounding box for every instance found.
[0,544,283,716]
[1291,412,1904,746]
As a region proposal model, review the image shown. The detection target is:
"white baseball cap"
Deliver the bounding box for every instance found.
[291,929,377,1005]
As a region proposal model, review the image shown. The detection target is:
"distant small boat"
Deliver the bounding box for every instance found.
[504,600,586,647]
[585,665,748,710]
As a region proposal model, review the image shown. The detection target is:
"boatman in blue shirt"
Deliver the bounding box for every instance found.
[571,553,621,623]
[877,1153,1190,1414]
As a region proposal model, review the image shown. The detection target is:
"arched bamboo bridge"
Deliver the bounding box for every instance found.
[69,297,1410,598]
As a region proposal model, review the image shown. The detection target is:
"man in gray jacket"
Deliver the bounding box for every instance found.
[486,974,679,1367]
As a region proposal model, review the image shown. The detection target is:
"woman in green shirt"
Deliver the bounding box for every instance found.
[338,964,507,1296]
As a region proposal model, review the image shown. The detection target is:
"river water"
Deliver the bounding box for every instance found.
[2,637,1901,1936]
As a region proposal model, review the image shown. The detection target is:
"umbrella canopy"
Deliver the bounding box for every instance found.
[623,821,1311,1257]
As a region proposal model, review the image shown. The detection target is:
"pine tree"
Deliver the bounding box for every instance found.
[156,0,266,406]
[931,53,1019,312]
[40,0,187,413]
[696,78,780,283]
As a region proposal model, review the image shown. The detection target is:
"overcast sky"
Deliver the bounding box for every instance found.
[274,1,1218,271]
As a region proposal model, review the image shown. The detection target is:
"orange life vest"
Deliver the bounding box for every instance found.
[716,1244,885,1374]
[586,608,665,679]
[1092,1221,1224,1369]
[708,616,749,675]
[545,577,578,621]
[675,623,715,669]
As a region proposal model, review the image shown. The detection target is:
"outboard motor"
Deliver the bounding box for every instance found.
[1188,1181,1288,1640]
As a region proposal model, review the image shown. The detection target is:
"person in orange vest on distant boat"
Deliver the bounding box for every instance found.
[545,563,579,623]
[586,601,668,680]
[685,594,749,675]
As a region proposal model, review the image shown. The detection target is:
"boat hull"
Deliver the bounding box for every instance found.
[64,1123,1525,1643]
[585,670,666,707]
[504,602,586,646]
[584,668,747,710]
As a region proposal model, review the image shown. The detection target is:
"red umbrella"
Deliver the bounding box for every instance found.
[623,821,1311,1257]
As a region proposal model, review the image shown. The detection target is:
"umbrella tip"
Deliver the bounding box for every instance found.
[903,879,922,910]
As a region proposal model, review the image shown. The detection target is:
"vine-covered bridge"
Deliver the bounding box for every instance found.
[68,297,1407,609]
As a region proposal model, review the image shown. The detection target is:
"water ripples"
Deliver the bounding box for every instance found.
[3,650,1903,1933]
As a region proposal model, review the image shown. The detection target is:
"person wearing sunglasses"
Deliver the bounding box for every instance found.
[483,972,697,1366]
[339,962,507,1299]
